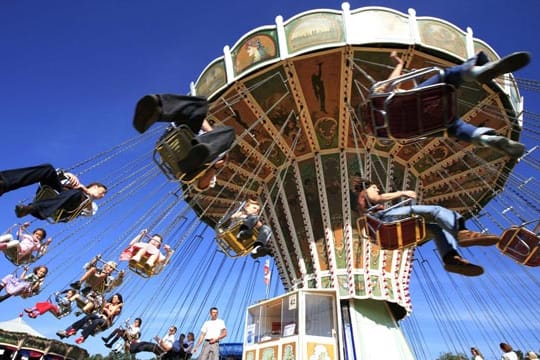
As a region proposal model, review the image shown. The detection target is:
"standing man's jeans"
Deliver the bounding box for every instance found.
[199,340,220,360]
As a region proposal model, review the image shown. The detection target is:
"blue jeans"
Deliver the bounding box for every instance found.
[69,313,106,338]
[376,204,463,257]
[416,56,495,142]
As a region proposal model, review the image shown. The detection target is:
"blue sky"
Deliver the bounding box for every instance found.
[1,1,539,359]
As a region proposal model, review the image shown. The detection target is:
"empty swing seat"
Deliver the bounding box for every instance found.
[357,213,426,250]
[497,226,540,267]
[359,67,457,141]
[33,185,93,223]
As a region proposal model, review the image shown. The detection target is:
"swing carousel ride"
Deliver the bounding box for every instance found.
[1,3,539,360]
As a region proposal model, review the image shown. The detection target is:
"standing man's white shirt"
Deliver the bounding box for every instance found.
[201,318,226,340]
[192,307,227,360]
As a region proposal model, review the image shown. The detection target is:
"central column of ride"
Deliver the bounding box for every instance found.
[259,150,416,359]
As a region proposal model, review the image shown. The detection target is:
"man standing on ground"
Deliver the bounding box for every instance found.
[192,307,227,360]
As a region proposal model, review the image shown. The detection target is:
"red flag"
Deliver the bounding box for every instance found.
[264,258,271,286]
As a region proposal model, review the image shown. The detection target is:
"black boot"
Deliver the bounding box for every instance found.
[108,335,120,346]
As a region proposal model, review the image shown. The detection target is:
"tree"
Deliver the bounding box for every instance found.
[436,352,468,360]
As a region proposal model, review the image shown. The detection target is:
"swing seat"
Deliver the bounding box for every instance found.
[80,254,124,293]
[74,291,104,314]
[3,247,35,266]
[359,67,457,141]
[2,224,43,265]
[52,307,72,319]
[357,213,426,250]
[497,226,540,267]
[49,294,73,319]
[33,185,93,223]
[127,252,170,278]
[216,221,260,258]
[154,124,221,186]
[153,124,197,181]
[20,288,41,299]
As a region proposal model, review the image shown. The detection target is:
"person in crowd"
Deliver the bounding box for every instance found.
[0,265,48,302]
[120,229,173,271]
[102,317,142,349]
[70,257,124,294]
[0,164,107,220]
[231,197,272,258]
[370,51,529,158]
[129,325,177,356]
[353,177,499,276]
[192,307,227,360]
[162,332,195,360]
[24,288,76,318]
[470,347,485,360]
[500,342,519,360]
[0,222,52,263]
[56,293,124,344]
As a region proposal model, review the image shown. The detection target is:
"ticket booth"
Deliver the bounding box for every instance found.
[243,289,341,360]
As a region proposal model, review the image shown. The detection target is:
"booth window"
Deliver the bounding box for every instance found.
[305,294,334,337]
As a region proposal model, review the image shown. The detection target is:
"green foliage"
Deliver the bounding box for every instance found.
[435,352,468,360]
[88,351,137,360]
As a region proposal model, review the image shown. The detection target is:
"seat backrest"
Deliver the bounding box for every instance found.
[3,247,33,266]
[360,213,426,250]
[216,221,259,258]
[365,67,457,141]
[34,185,92,223]
[153,124,196,180]
[498,227,540,267]
[383,84,457,139]
[128,258,158,278]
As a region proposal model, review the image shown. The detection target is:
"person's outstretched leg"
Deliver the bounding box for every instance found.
[133,94,208,134]
[251,225,273,259]
[426,224,484,276]
[178,126,235,178]
[448,119,526,158]
[416,53,480,89]
[470,51,530,83]
[381,204,498,247]
[0,164,62,196]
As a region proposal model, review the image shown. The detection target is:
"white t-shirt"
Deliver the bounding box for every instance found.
[502,352,519,360]
[161,333,176,350]
[201,319,226,340]
[127,324,141,339]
